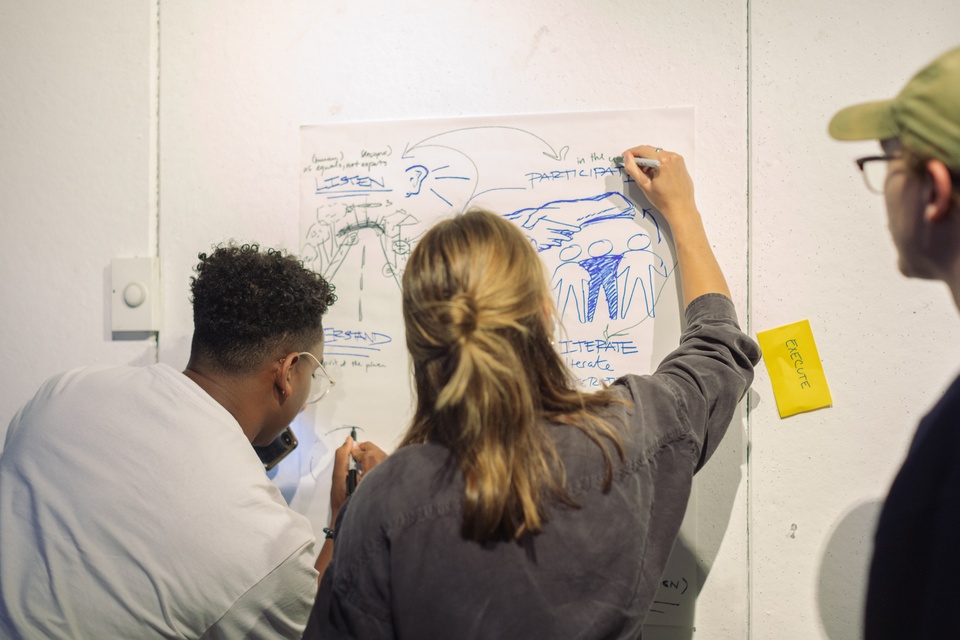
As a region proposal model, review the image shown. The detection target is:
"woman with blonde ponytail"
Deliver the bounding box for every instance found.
[308,145,761,639]
[398,208,627,543]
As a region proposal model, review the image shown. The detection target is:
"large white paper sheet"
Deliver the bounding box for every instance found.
[279,108,697,628]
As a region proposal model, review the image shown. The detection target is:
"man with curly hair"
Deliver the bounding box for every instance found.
[0,244,336,639]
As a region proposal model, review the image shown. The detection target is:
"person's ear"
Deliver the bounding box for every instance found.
[275,352,300,401]
[923,159,954,222]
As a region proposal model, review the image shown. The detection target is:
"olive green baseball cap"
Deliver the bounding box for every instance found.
[829,45,960,173]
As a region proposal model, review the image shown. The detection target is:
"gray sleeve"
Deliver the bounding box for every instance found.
[633,293,760,471]
[306,500,396,639]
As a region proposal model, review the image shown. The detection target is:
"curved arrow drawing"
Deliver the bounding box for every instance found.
[401,126,570,212]
[402,126,569,162]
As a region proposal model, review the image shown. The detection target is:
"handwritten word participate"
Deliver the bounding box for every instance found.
[525,165,622,188]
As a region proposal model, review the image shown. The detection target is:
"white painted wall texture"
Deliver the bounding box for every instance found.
[0,1,157,429]
[2,0,959,637]
[157,3,749,638]
[750,4,960,638]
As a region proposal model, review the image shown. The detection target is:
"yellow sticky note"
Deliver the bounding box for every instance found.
[756,319,832,418]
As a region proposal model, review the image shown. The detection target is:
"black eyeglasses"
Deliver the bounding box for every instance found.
[855,154,900,194]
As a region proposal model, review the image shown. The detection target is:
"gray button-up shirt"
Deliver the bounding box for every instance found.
[308,293,760,639]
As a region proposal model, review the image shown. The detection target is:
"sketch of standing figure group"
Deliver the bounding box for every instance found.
[504,190,674,326]
[552,231,671,324]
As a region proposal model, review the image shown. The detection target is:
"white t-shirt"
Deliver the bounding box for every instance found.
[0,364,318,639]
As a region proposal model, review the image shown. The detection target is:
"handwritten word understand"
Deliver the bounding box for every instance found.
[324,328,393,359]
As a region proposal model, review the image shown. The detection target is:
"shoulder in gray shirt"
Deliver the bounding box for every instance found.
[308,293,760,639]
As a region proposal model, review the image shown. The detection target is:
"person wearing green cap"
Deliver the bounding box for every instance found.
[829,45,960,639]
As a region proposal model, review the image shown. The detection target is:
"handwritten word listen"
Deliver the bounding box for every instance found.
[785,339,812,390]
[315,175,387,194]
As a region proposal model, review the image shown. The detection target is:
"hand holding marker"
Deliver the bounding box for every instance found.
[612,154,661,168]
[346,428,359,496]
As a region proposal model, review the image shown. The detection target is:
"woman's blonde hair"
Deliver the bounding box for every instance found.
[399,208,624,543]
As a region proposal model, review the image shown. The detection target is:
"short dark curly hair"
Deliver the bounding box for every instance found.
[189,243,337,373]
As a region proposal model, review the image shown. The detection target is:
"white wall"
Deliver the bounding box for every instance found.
[157,2,750,637]
[750,4,960,638]
[0,1,158,430]
[3,1,960,638]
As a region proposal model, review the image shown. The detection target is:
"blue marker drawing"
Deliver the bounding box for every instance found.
[579,240,622,322]
[404,165,429,196]
[505,192,636,252]
[315,174,392,198]
[506,192,672,326]
[303,123,676,331]
[404,163,473,202]
[619,233,671,319]
[552,245,589,323]
[400,126,570,212]
[323,327,393,359]
[298,113,699,601]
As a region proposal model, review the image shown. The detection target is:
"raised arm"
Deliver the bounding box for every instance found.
[622,145,730,307]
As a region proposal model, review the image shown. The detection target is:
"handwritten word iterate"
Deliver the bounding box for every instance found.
[525,165,622,188]
[557,338,639,356]
[565,353,614,372]
[785,339,812,389]
[560,338,638,374]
